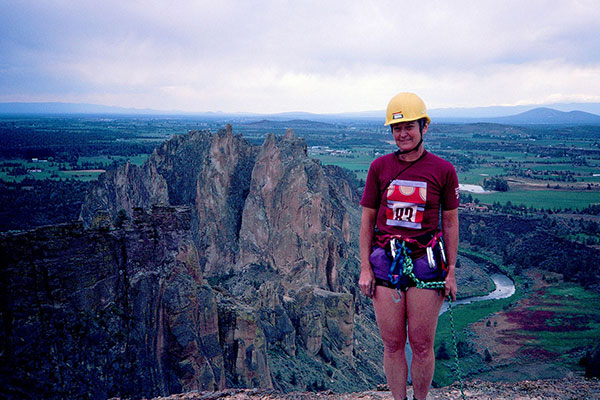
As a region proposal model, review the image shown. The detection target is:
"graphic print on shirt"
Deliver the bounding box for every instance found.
[386,179,427,229]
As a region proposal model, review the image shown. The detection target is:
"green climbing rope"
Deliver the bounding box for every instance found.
[448,297,467,400]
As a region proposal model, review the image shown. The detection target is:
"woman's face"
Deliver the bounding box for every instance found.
[391,120,428,152]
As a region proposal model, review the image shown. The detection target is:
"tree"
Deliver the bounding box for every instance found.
[483,176,509,192]
[583,344,600,378]
[484,348,493,362]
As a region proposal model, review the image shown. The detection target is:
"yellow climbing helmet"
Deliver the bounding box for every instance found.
[384,92,431,126]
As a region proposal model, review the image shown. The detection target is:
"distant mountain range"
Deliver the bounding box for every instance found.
[1,101,600,125]
[478,107,600,125]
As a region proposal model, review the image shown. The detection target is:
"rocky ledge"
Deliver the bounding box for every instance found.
[121,377,600,400]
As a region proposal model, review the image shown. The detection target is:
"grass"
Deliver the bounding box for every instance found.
[470,189,600,210]
[434,296,519,386]
[309,149,377,180]
[517,283,600,369]
[459,167,507,184]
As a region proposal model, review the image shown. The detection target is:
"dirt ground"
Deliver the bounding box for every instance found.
[142,376,600,400]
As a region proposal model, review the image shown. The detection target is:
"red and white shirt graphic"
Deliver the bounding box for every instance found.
[385,179,427,229]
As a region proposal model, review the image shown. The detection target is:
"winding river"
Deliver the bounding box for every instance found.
[439,273,516,315]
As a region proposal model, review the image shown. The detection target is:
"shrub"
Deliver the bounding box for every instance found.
[584,344,600,378]
[436,341,451,360]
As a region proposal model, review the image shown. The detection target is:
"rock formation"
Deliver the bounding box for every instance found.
[1,126,378,399]
[237,128,350,292]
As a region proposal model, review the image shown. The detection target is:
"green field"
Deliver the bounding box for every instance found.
[458,167,506,184]
[525,284,600,364]
[0,155,149,182]
[434,261,522,387]
[309,147,382,180]
[469,189,600,210]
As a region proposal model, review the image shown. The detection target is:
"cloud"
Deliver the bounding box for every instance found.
[1,0,599,112]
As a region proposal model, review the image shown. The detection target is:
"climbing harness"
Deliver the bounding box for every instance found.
[386,233,447,303]
[448,296,468,400]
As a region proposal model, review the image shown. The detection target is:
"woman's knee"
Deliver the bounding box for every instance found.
[381,336,406,354]
[409,338,434,360]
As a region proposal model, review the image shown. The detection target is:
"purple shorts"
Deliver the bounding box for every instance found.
[369,246,446,289]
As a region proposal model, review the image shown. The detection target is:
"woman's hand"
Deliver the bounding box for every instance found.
[359,266,376,298]
[444,267,457,301]
[359,207,378,298]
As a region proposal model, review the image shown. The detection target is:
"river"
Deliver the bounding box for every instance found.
[439,273,516,315]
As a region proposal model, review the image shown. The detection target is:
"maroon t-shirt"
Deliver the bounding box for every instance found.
[360,151,459,246]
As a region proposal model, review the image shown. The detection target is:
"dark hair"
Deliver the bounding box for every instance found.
[418,118,426,133]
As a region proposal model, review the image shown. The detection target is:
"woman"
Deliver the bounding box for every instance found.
[358,92,459,400]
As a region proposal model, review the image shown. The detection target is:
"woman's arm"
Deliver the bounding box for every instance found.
[359,207,378,298]
[442,207,459,301]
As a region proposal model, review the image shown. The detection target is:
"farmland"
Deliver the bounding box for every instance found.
[1,116,599,232]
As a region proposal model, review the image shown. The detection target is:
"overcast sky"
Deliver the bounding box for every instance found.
[1,0,599,114]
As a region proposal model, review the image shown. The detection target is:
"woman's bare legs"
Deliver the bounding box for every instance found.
[406,287,444,399]
[373,286,444,400]
[372,286,408,400]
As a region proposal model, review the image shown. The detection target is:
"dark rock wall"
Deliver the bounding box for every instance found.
[1,207,224,399]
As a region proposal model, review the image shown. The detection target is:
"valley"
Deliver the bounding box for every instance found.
[0,115,599,398]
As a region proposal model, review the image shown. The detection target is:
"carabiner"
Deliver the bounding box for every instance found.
[427,246,436,269]
[438,239,448,265]
[390,238,398,259]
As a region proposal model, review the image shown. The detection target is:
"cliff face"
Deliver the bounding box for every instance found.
[238,129,349,291]
[0,207,223,399]
[1,126,375,399]
[80,127,350,291]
